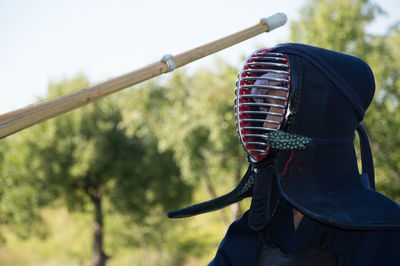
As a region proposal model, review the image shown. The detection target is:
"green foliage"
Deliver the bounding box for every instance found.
[0,135,48,239]
[364,29,400,200]
[0,75,193,264]
[291,0,383,54]
[122,59,248,197]
[34,75,189,217]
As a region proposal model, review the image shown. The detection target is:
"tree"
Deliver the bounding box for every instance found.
[290,0,382,54]
[0,138,48,240]
[121,61,249,228]
[363,29,400,200]
[3,75,191,266]
[290,0,400,199]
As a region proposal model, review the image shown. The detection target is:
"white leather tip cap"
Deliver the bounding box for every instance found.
[260,13,287,31]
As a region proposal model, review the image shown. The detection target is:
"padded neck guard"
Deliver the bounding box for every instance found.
[168,43,400,230]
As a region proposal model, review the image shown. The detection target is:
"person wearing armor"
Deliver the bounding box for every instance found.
[168,43,400,265]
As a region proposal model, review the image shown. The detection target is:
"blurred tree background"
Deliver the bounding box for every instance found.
[0,0,399,265]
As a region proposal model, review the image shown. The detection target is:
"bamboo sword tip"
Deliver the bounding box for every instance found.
[260,13,287,32]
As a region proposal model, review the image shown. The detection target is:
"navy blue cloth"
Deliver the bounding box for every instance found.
[271,44,400,229]
[167,44,400,230]
[209,202,400,266]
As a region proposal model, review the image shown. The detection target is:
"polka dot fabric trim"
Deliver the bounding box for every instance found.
[263,131,311,150]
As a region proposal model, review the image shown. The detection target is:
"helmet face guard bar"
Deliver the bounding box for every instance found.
[235,49,291,162]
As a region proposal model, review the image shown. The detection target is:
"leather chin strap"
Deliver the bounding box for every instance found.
[248,158,282,231]
[167,165,254,218]
[167,155,283,235]
[356,124,375,190]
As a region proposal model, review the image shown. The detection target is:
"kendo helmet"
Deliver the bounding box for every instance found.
[168,43,400,230]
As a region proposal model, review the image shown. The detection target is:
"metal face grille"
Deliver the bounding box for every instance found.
[235,49,291,162]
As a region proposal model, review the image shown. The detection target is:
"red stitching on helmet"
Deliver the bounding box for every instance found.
[280,150,295,176]
[287,160,307,181]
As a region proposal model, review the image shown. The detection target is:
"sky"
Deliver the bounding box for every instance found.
[0,0,399,115]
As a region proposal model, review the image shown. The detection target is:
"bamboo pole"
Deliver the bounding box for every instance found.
[0,13,287,139]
